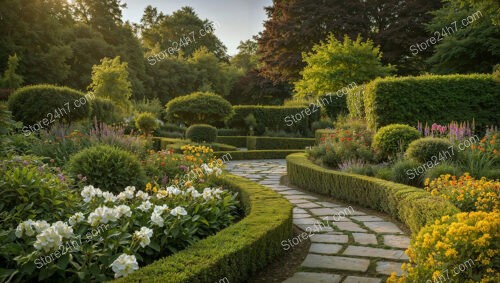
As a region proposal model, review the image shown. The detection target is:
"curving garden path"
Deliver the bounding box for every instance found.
[226,159,410,283]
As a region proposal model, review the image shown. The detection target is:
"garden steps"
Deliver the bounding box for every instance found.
[226,159,410,282]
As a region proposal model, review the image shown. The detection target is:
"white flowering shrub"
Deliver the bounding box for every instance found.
[5,184,239,281]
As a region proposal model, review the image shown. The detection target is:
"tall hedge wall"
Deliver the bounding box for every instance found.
[286,153,459,233]
[226,105,320,135]
[364,74,500,130]
[114,174,293,283]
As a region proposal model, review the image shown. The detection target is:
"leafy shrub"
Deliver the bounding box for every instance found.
[372,124,421,159]
[423,162,462,182]
[406,137,457,163]
[186,124,217,143]
[154,123,186,138]
[249,136,315,150]
[89,97,118,124]
[374,167,393,181]
[390,211,499,282]
[311,119,333,132]
[364,74,500,130]
[0,155,77,227]
[346,84,367,118]
[8,84,91,127]
[425,173,499,212]
[214,150,303,160]
[166,92,233,125]
[133,98,163,118]
[167,142,236,153]
[135,112,159,135]
[459,133,499,178]
[391,159,423,187]
[67,145,146,193]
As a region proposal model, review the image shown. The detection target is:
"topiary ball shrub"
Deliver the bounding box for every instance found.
[8,84,91,127]
[68,145,146,193]
[165,92,234,125]
[391,211,500,282]
[372,124,421,159]
[391,159,423,187]
[135,112,159,135]
[406,137,457,163]
[186,124,218,143]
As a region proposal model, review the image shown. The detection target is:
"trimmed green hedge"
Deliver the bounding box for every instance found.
[226,105,320,135]
[286,153,459,233]
[215,150,304,160]
[217,136,315,150]
[114,174,293,283]
[216,136,247,148]
[364,74,500,130]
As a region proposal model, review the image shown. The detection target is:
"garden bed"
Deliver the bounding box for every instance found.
[286,153,459,233]
[114,173,293,283]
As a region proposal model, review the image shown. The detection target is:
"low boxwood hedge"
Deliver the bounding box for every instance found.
[286,153,459,233]
[216,136,247,148]
[114,174,293,283]
[215,150,304,160]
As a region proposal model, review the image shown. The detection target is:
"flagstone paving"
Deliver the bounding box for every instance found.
[226,159,410,283]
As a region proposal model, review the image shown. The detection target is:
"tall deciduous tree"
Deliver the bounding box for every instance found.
[294,35,394,98]
[0,54,23,89]
[88,56,132,113]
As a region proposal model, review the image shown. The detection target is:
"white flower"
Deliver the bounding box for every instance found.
[111,254,139,278]
[68,212,85,226]
[87,206,118,226]
[15,220,35,238]
[33,227,63,252]
[117,186,136,200]
[153,204,168,214]
[170,206,187,217]
[137,200,153,212]
[133,227,153,248]
[202,188,213,200]
[150,212,164,227]
[81,185,102,203]
[201,163,214,175]
[214,167,222,176]
[115,205,132,218]
[33,220,50,233]
[135,190,150,201]
[166,186,182,196]
[187,187,201,198]
[51,221,73,239]
[102,191,117,203]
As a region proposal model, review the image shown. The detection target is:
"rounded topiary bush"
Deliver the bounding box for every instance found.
[372,124,421,159]
[406,137,457,163]
[8,84,91,127]
[135,112,159,135]
[393,211,500,282]
[186,124,217,143]
[68,145,146,193]
[166,92,234,125]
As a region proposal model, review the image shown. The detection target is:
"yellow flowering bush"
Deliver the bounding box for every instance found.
[388,211,500,283]
[425,173,499,212]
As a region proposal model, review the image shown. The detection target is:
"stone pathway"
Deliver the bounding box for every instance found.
[226,160,410,283]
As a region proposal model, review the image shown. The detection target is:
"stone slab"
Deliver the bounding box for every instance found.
[301,254,370,272]
[282,272,342,283]
[352,233,378,245]
[343,246,407,260]
[309,243,343,254]
[309,234,348,244]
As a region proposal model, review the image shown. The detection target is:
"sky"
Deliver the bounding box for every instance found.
[122,0,273,55]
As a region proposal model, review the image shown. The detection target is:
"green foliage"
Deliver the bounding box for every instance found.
[391,159,424,187]
[287,153,459,233]
[90,97,118,124]
[214,150,303,160]
[154,123,186,138]
[226,105,319,135]
[246,136,257,150]
[164,141,236,153]
[0,54,23,89]
[311,119,333,132]
[346,84,367,119]
[0,156,78,227]
[67,145,146,193]
[243,113,257,130]
[88,56,132,113]
[294,35,394,98]
[133,98,163,118]
[114,174,292,283]
[166,92,233,125]
[406,138,457,163]
[215,136,247,148]
[135,112,159,135]
[320,94,349,120]
[216,128,247,136]
[253,137,316,150]
[372,124,422,159]
[424,162,463,181]
[186,124,218,143]
[426,1,499,74]
[8,84,91,127]
[364,74,500,130]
